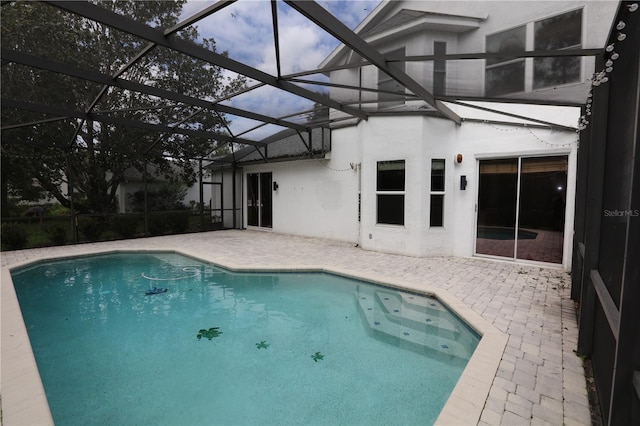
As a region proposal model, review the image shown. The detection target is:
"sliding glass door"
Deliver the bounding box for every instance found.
[476,159,519,258]
[516,157,567,263]
[247,172,272,228]
[476,156,567,263]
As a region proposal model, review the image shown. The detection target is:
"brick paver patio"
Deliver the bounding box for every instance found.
[1,230,591,425]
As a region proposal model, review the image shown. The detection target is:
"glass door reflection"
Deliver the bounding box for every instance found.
[516,157,567,263]
[475,156,567,264]
[476,159,519,258]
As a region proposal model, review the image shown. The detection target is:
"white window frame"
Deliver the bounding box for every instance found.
[485,7,584,96]
[429,159,446,227]
[376,160,406,226]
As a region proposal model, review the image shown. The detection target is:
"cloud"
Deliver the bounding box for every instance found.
[183,0,380,71]
[318,0,381,29]
[181,0,381,140]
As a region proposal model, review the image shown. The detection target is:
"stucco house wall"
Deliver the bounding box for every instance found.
[324,0,617,110]
[242,125,361,243]
[351,113,577,267]
[237,0,615,270]
[241,109,578,270]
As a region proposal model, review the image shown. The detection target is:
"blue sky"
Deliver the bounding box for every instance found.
[179,0,381,139]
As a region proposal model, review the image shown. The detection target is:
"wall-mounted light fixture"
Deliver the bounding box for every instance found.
[455,153,463,164]
[460,175,467,190]
[273,182,279,191]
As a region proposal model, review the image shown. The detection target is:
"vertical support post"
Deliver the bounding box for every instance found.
[67,153,78,243]
[577,56,609,356]
[607,19,640,421]
[199,159,204,231]
[221,166,225,228]
[572,106,590,300]
[143,161,149,235]
[237,165,243,229]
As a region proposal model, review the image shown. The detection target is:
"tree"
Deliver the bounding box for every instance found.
[1,1,246,214]
[306,98,330,125]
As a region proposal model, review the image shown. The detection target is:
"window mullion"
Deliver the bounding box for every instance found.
[525,22,534,92]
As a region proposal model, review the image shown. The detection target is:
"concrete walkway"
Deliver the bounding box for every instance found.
[1,230,591,425]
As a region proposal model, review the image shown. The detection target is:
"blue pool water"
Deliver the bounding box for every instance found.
[12,252,479,425]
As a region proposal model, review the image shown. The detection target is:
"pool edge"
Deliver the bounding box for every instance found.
[2,247,507,426]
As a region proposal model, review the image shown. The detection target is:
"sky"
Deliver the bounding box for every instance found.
[178,0,382,139]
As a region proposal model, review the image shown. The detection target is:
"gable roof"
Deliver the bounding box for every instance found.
[320,2,486,69]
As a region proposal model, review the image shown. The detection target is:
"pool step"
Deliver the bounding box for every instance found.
[356,286,475,360]
[374,290,460,340]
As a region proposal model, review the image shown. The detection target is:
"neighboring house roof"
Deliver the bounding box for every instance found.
[119,162,192,182]
[207,127,330,168]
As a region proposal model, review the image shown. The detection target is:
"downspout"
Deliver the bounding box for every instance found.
[356,162,362,247]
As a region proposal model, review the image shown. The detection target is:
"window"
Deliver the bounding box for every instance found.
[485,26,526,96]
[378,48,406,109]
[433,42,447,96]
[533,10,582,89]
[485,9,583,96]
[430,159,445,227]
[377,160,405,225]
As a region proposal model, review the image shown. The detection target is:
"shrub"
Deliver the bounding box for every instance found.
[45,225,68,246]
[128,183,188,212]
[48,204,72,216]
[147,214,168,236]
[1,222,28,250]
[166,211,190,234]
[77,217,105,241]
[112,215,140,239]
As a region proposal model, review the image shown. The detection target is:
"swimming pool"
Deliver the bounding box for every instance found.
[11,251,480,425]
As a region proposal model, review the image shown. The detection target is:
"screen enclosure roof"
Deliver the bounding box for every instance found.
[1,0,622,164]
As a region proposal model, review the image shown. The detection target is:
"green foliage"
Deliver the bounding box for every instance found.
[166,211,191,234]
[1,222,28,250]
[48,204,72,216]
[147,211,191,236]
[128,183,188,213]
[111,215,141,239]
[44,224,67,246]
[147,214,168,236]
[77,217,105,241]
[1,1,247,214]
[0,198,22,218]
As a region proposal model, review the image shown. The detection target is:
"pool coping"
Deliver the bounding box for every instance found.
[1,247,508,425]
